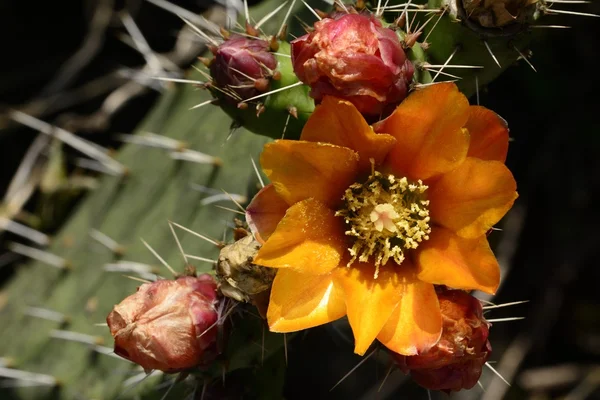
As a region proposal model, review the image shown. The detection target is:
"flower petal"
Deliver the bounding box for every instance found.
[374,83,470,180]
[261,140,360,207]
[246,184,289,244]
[416,227,500,294]
[466,106,509,162]
[376,270,441,356]
[334,262,405,355]
[267,269,346,332]
[428,157,518,238]
[300,96,397,172]
[253,198,347,275]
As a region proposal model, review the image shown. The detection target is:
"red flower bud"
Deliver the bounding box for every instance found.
[392,289,491,392]
[107,275,219,372]
[210,35,278,104]
[291,13,414,118]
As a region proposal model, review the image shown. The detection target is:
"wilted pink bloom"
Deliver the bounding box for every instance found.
[107,275,219,372]
[291,13,414,118]
[210,35,278,104]
[392,289,492,392]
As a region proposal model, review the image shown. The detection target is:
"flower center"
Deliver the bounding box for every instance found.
[336,165,431,278]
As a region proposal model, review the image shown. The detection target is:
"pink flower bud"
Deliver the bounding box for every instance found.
[210,35,278,104]
[392,289,492,392]
[107,275,219,372]
[291,13,414,118]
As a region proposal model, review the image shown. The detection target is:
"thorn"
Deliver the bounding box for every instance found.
[90,229,125,255]
[0,218,50,246]
[149,76,207,85]
[427,389,433,400]
[8,110,125,176]
[221,189,247,212]
[277,0,297,39]
[104,261,158,280]
[168,222,188,265]
[145,0,220,34]
[50,329,104,346]
[475,75,480,106]
[169,221,221,247]
[241,81,304,104]
[423,7,447,44]
[4,133,49,204]
[214,205,246,215]
[514,46,537,72]
[287,105,298,119]
[7,242,70,270]
[485,362,511,386]
[378,363,395,392]
[531,24,571,28]
[24,307,69,324]
[487,317,526,322]
[141,239,178,276]
[159,378,179,400]
[544,8,600,18]
[482,300,529,310]
[483,41,501,68]
[170,149,221,166]
[422,63,484,69]
[243,0,250,23]
[255,1,289,29]
[302,0,322,20]
[432,46,459,82]
[334,0,349,13]
[117,132,188,151]
[376,0,383,16]
[180,17,220,46]
[250,157,265,188]
[0,367,58,387]
[120,12,165,76]
[283,333,288,365]
[183,254,217,264]
[74,158,125,176]
[123,275,154,284]
[478,380,486,392]
[331,347,378,391]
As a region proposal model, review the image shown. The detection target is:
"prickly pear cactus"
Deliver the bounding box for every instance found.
[0,0,597,398]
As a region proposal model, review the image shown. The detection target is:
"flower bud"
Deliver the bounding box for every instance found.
[107,275,219,372]
[392,289,491,392]
[291,13,414,118]
[210,35,278,104]
[461,0,538,28]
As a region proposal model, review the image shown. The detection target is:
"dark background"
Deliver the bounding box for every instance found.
[1,0,599,399]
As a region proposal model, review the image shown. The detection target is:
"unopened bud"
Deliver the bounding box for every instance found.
[107,275,219,372]
[291,13,414,118]
[210,35,278,104]
[391,289,492,392]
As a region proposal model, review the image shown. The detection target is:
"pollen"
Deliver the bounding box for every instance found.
[336,165,431,278]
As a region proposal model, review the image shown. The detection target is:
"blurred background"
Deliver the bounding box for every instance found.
[0,0,599,399]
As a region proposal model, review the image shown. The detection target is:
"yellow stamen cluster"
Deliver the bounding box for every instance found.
[336,168,431,278]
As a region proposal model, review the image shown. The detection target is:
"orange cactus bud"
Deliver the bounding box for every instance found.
[392,288,492,392]
[107,275,219,372]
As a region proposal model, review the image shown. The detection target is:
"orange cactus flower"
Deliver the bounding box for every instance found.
[246,83,517,356]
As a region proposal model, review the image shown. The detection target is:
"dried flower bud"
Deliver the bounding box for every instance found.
[461,0,539,28]
[291,13,414,118]
[107,275,219,372]
[392,289,491,392]
[210,35,278,104]
[217,235,275,317]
